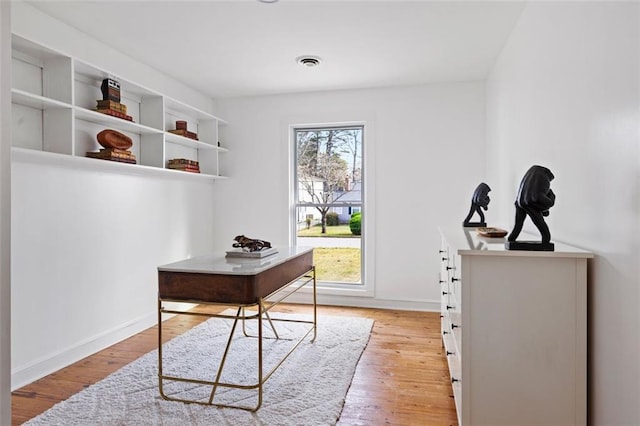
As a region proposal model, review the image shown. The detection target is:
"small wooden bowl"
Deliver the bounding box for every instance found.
[477,227,508,238]
[97,129,133,150]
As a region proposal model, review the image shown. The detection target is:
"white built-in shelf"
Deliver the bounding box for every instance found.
[74,59,161,101]
[165,96,227,124]
[164,132,220,150]
[12,147,228,181]
[12,88,72,110]
[11,33,229,180]
[74,107,164,135]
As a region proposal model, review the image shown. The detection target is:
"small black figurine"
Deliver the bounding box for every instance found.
[463,182,491,227]
[505,165,555,251]
[233,235,272,252]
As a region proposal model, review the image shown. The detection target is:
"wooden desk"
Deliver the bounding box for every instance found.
[157,247,315,411]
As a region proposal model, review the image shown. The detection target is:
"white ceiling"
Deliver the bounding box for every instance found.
[27,0,526,99]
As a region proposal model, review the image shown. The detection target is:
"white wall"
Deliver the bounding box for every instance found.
[214,82,486,309]
[12,3,212,114]
[10,4,220,388]
[0,0,11,422]
[486,2,640,423]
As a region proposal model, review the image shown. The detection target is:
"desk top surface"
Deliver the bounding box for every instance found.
[158,246,313,276]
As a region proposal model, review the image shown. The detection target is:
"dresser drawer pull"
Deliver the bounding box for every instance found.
[451,377,460,384]
[441,257,448,261]
[451,277,460,282]
[439,279,446,284]
[442,291,448,295]
[446,351,455,356]
[451,324,459,329]
[446,266,455,271]
[443,331,449,336]
[446,305,454,310]
[439,250,446,254]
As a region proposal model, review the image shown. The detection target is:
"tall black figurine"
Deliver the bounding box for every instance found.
[505,165,555,251]
[463,182,491,227]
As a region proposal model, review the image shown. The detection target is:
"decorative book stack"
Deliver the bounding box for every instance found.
[167,158,200,173]
[96,78,134,122]
[86,129,137,164]
[86,148,136,164]
[168,120,198,140]
[225,247,278,258]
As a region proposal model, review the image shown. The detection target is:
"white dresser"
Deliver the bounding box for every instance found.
[439,227,592,426]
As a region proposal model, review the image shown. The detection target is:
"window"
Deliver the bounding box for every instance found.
[293,125,364,285]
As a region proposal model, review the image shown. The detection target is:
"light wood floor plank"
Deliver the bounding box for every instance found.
[11,304,457,425]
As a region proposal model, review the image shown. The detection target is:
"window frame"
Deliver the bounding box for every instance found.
[289,121,374,296]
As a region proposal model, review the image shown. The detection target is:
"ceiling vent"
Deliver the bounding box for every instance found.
[297,56,322,68]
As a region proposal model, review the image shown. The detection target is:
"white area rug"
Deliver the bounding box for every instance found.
[25,311,373,426]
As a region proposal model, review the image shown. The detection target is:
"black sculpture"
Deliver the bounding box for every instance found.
[233,235,272,252]
[463,182,491,227]
[506,165,555,251]
[100,78,121,103]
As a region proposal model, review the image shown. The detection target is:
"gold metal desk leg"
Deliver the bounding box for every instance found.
[241,305,280,339]
[207,306,243,405]
[157,298,164,395]
[256,298,264,411]
[313,266,317,342]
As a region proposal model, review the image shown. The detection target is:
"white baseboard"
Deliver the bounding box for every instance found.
[11,301,196,390]
[283,292,441,312]
[11,312,158,390]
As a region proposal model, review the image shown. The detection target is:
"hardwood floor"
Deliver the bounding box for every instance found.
[11,304,458,425]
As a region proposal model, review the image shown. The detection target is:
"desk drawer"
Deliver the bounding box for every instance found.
[159,250,313,304]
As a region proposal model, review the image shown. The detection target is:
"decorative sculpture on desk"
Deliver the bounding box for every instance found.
[506,165,555,251]
[233,235,272,252]
[463,182,491,227]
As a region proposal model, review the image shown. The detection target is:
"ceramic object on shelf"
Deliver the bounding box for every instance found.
[97,129,133,150]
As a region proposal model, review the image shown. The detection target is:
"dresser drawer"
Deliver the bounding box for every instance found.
[444,292,458,317]
[442,311,461,357]
[452,321,461,358]
[443,322,460,368]
[448,256,462,297]
[444,327,462,414]
[440,277,451,313]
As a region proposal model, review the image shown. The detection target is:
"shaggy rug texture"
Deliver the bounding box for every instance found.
[25,311,373,425]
